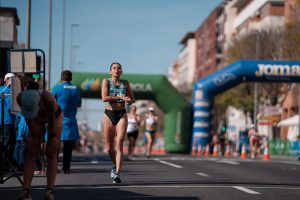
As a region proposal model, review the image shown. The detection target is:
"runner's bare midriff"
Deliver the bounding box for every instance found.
[106,102,126,110]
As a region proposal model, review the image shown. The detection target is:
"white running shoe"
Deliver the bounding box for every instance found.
[110,165,116,179]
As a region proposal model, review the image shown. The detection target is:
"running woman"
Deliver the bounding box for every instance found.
[126,105,140,160]
[101,62,135,183]
[143,107,158,158]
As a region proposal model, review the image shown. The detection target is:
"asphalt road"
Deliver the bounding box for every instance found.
[0,153,300,200]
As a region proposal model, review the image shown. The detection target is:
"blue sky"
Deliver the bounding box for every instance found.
[1,0,222,129]
[1,0,222,86]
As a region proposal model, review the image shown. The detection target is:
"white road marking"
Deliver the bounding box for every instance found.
[274,161,300,166]
[233,186,260,194]
[217,160,240,165]
[2,185,299,190]
[153,158,183,168]
[196,172,210,177]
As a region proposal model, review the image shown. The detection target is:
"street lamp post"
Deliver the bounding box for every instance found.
[70,45,80,71]
[61,0,66,71]
[254,30,259,126]
[69,24,79,71]
[48,0,52,90]
[26,0,31,48]
[298,85,300,138]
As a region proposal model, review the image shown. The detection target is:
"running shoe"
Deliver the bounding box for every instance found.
[44,188,54,200]
[110,165,116,179]
[18,189,32,200]
[127,154,133,161]
[113,174,121,184]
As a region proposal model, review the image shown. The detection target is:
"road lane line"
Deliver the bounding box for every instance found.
[153,158,183,168]
[217,160,239,165]
[196,172,209,177]
[233,186,260,194]
[1,185,300,190]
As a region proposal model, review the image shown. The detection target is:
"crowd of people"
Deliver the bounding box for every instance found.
[0,70,82,199]
[210,125,268,158]
[0,62,160,199]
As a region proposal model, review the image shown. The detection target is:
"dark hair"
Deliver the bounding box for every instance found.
[110,62,122,70]
[61,70,72,82]
[20,76,39,90]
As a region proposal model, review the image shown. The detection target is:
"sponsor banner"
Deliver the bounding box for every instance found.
[194,111,210,117]
[255,64,300,77]
[213,73,236,86]
[194,89,203,99]
[193,132,209,138]
[260,105,281,117]
[130,82,153,92]
[81,78,100,91]
[194,100,210,107]
[193,120,210,128]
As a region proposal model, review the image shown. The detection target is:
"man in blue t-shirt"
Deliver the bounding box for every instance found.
[0,73,17,170]
[52,70,82,174]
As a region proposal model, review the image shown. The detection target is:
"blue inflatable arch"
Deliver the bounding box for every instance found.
[193,60,300,146]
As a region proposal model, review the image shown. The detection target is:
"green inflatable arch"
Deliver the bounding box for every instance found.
[71,72,193,153]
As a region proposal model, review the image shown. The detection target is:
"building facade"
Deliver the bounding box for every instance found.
[170,0,300,141]
[0,7,19,79]
[168,32,196,94]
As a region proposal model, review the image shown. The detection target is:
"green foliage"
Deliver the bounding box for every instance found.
[284,0,300,60]
[214,83,254,121]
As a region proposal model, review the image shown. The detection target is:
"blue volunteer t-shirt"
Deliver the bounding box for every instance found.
[0,85,16,124]
[16,112,29,141]
[52,82,82,140]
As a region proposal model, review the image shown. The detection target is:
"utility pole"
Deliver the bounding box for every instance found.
[61,0,66,72]
[69,24,79,70]
[254,30,259,126]
[26,0,31,48]
[299,85,300,137]
[48,0,52,90]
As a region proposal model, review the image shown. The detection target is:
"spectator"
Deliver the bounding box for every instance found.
[13,113,28,171]
[0,73,17,170]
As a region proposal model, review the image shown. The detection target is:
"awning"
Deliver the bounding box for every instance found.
[277,115,299,127]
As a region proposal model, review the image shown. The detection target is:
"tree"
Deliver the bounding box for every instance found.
[216,27,290,126]
[284,0,300,60]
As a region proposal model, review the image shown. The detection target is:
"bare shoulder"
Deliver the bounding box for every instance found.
[43,90,56,104]
[124,79,131,86]
[102,78,109,84]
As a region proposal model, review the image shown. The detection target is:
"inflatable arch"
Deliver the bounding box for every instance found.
[193,60,300,147]
[71,72,193,153]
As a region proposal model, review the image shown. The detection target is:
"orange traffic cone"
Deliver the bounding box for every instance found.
[240,143,247,159]
[197,143,203,156]
[158,147,166,155]
[205,144,210,156]
[213,144,219,157]
[191,140,197,156]
[225,143,231,157]
[263,144,271,161]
